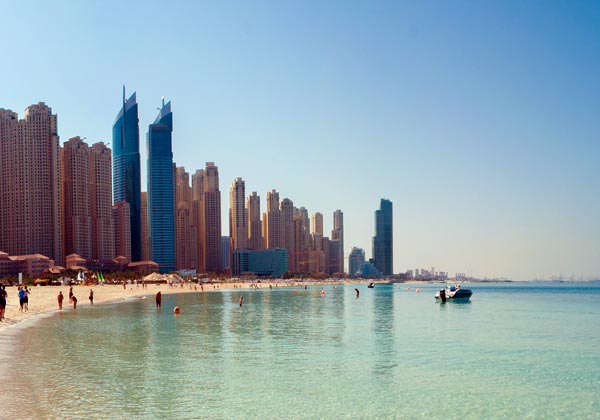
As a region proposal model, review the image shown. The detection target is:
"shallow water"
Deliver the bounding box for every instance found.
[1,282,599,419]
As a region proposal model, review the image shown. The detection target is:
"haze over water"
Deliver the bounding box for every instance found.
[1,282,599,419]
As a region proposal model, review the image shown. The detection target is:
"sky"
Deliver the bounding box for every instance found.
[1,0,599,280]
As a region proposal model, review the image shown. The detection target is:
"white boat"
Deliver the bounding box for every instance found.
[435,282,472,303]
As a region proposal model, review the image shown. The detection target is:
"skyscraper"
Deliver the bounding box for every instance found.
[348,247,365,276]
[265,190,281,249]
[280,198,295,272]
[113,88,142,262]
[147,99,175,273]
[246,191,263,250]
[0,103,62,264]
[89,142,114,260]
[63,137,92,259]
[192,169,205,273]
[113,201,132,262]
[202,162,221,273]
[311,212,323,235]
[229,178,247,252]
[331,209,344,273]
[373,198,393,275]
[140,191,149,261]
[175,167,194,270]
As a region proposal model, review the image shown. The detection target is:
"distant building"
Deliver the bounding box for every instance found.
[0,251,51,277]
[221,236,231,270]
[202,163,222,273]
[331,209,344,273]
[140,192,149,261]
[0,103,63,265]
[358,260,382,278]
[229,178,248,252]
[89,142,114,260]
[246,192,263,250]
[147,99,175,273]
[348,247,365,276]
[280,198,295,272]
[311,212,323,236]
[191,169,205,273]
[232,248,289,277]
[373,198,393,275]
[265,190,281,248]
[112,201,131,262]
[113,88,142,262]
[175,167,195,270]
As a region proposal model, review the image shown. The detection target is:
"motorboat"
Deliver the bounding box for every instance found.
[435,283,472,303]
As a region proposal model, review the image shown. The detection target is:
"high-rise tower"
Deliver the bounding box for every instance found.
[113,88,142,262]
[0,103,62,264]
[147,99,175,273]
[246,192,263,250]
[175,167,194,270]
[203,162,222,273]
[63,137,92,259]
[192,169,205,273]
[229,178,248,252]
[373,198,393,275]
[280,198,295,272]
[265,190,281,249]
[89,142,114,260]
[331,209,344,273]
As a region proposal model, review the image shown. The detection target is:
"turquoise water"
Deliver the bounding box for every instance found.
[1,282,600,419]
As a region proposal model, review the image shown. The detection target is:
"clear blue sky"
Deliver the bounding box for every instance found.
[2,0,599,280]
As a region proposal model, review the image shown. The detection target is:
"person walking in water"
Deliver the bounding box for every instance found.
[57,291,64,310]
[239,296,243,307]
[72,294,78,309]
[156,291,162,308]
[355,288,360,298]
[89,289,94,305]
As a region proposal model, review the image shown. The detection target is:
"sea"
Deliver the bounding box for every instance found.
[0,281,599,420]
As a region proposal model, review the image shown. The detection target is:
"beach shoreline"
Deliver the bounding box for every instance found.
[0,278,432,333]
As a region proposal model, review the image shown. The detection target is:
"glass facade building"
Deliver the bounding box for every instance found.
[147,100,175,273]
[373,198,393,275]
[113,89,142,262]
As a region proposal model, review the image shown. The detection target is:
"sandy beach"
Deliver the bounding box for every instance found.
[0,281,262,331]
[0,279,382,331]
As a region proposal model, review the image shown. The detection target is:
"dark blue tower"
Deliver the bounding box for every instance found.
[147,99,175,273]
[113,87,142,262]
[373,198,393,275]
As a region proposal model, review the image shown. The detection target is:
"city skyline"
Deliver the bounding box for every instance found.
[1,1,599,280]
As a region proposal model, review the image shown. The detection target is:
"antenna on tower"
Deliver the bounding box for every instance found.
[123,85,126,104]
[162,96,165,107]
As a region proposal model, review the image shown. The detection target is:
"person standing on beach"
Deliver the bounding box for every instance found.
[57,291,64,310]
[156,291,162,308]
[23,286,29,311]
[18,286,25,312]
[89,289,94,305]
[0,286,6,320]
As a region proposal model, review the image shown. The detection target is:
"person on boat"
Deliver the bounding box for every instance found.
[439,288,446,303]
